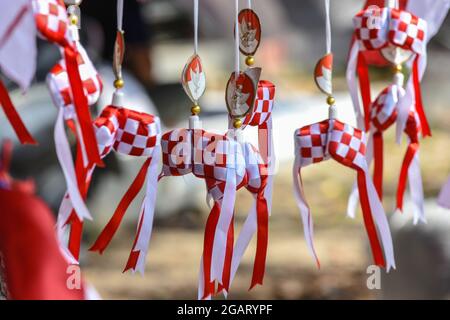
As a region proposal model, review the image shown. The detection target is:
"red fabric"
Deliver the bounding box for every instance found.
[250,191,269,290]
[0,189,84,299]
[201,200,221,299]
[217,216,235,294]
[0,79,37,145]
[396,142,419,211]
[373,131,383,199]
[357,52,372,131]
[90,158,151,253]
[412,56,431,137]
[64,47,103,167]
[357,170,386,268]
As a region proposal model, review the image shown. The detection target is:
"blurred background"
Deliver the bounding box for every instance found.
[1,0,450,299]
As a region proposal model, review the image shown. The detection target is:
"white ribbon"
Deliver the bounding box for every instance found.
[292,157,320,267]
[364,168,396,271]
[132,147,161,274]
[438,176,450,209]
[407,148,426,224]
[194,0,199,54]
[211,156,237,285]
[54,107,92,221]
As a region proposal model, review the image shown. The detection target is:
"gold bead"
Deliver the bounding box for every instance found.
[233,118,243,129]
[114,78,124,89]
[393,64,403,73]
[245,56,255,66]
[191,104,201,115]
[326,96,335,106]
[69,14,78,26]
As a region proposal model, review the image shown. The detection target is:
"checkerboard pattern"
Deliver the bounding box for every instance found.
[192,130,246,182]
[161,128,193,176]
[32,0,71,46]
[94,106,161,159]
[113,109,160,157]
[389,9,426,55]
[370,85,398,132]
[294,120,330,166]
[94,106,121,158]
[47,43,103,120]
[328,120,367,171]
[353,7,389,50]
[243,80,275,128]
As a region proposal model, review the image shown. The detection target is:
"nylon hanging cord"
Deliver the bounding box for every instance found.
[194,0,199,54]
[325,0,331,55]
[117,0,124,32]
[234,0,240,78]
[247,0,252,9]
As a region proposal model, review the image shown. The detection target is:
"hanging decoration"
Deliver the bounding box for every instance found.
[346,0,429,223]
[32,0,102,166]
[55,0,162,274]
[293,0,395,270]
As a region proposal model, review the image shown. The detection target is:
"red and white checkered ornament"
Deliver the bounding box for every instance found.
[82,105,162,274]
[32,0,102,167]
[349,4,430,139]
[160,128,248,298]
[47,43,103,121]
[347,62,426,224]
[293,113,395,270]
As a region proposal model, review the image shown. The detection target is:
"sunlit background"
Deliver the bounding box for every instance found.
[1,0,450,299]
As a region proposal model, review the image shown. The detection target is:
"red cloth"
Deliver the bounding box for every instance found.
[0,189,85,300]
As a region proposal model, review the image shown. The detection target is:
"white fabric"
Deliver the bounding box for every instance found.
[0,0,37,90]
[54,107,92,221]
[133,148,161,274]
[407,149,426,224]
[364,169,396,271]
[211,153,237,284]
[292,157,319,266]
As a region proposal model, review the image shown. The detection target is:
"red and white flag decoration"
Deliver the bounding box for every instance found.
[0,0,37,145]
[87,105,161,274]
[293,0,395,270]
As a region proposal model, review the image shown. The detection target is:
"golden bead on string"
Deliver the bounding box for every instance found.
[191,104,201,116]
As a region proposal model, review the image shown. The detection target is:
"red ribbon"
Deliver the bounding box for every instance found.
[250,190,269,290]
[373,131,383,200]
[64,47,103,167]
[357,170,386,268]
[89,158,151,253]
[0,79,37,145]
[201,200,221,299]
[217,216,235,294]
[123,206,146,272]
[63,121,89,260]
[396,142,419,211]
[357,52,372,132]
[412,56,431,137]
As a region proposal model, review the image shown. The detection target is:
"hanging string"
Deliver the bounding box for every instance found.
[325,0,331,54]
[247,0,252,9]
[234,0,240,78]
[117,0,124,32]
[194,0,199,54]
[385,0,399,9]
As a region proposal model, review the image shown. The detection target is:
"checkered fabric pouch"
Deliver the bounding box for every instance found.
[89,106,162,274]
[293,118,395,271]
